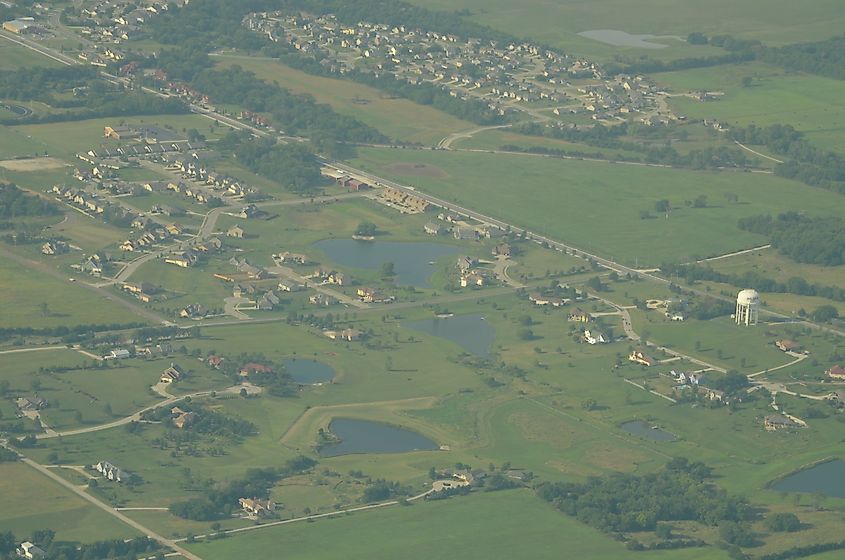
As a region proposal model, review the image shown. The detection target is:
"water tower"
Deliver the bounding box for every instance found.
[735,289,760,326]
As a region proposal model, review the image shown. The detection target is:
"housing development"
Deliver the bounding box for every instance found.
[1,1,844,560]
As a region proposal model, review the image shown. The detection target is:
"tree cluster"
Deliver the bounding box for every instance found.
[761,34,845,80]
[535,458,750,534]
[0,184,59,218]
[737,212,845,266]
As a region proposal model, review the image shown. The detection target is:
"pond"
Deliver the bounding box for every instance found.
[621,420,677,442]
[577,29,681,49]
[283,358,335,385]
[313,239,462,288]
[771,459,845,498]
[402,314,496,357]
[318,418,438,457]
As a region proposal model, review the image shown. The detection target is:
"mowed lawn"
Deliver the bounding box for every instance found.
[405,0,845,59]
[188,490,730,560]
[0,41,62,70]
[0,462,139,543]
[213,54,475,145]
[659,62,845,153]
[351,148,845,266]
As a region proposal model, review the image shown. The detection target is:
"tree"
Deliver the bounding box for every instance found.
[355,221,377,236]
[812,305,839,323]
[517,328,534,341]
[655,523,673,539]
[693,194,708,208]
[765,512,801,532]
[654,199,671,213]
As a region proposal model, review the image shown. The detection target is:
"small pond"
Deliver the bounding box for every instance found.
[770,459,845,498]
[313,239,462,288]
[318,418,438,457]
[577,29,681,49]
[283,358,335,385]
[403,314,496,357]
[621,420,677,442]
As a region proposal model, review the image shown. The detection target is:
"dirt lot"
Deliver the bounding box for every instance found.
[0,157,67,172]
[384,162,447,177]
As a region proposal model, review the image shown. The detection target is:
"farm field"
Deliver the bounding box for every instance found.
[187,489,731,560]
[405,0,845,59]
[0,40,63,70]
[0,462,139,543]
[213,54,476,145]
[350,147,845,267]
[659,62,845,153]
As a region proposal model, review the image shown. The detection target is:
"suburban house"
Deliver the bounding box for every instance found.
[628,349,657,366]
[324,328,364,342]
[309,293,337,307]
[207,355,224,369]
[179,304,207,319]
[278,280,304,292]
[278,252,309,265]
[583,330,607,345]
[568,308,592,323]
[239,497,276,518]
[424,222,446,236]
[170,407,196,429]
[460,271,487,287]
[357,287,386,303]
[41,241,69,255]
[764,414,802,431]
[103,126,140,140]
[257,290,281,310]
[704,388,727,403]
[15,396,47,412]
[826,390,845,409]
[671,371,704,386]
[327,272,350,286]
[227,225,245,239]
[17,541,47,559]
[94,460,128,482]
[453,226,479,241]
[492,243,512,257]
[164,251,197,268]
[775,339,802,353]
[456,256,478,273]
[826,365,845,380]
[160,363,185,383]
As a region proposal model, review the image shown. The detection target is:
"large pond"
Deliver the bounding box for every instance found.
[577,29,681,49]
[770,459,845,498]
[403,314,496,357]
[283,358,335,385]
[621,420,677,442]
[318,418,438,457]
[313,239,462,288]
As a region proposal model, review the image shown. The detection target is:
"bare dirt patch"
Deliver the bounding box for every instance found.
[384,162,447,178]
[0,157,67,172]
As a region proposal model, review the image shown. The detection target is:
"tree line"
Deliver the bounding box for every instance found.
[737,212,845,266]
[0,184,59,218]
[0,531,161,560]
[760,34,845,81]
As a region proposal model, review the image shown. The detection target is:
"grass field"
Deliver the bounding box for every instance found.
[405,0,845,59]
[187,489,730,560]
[213,54,475,145]
[350,147,845,267]
[0,40,62,70]
[0,462,139,543]
[659,62,845,153]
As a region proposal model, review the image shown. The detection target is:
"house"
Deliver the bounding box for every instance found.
[324,328,364,341]
[239,497,276,518]
[257,290,281,310]
[94,460,128,482]
[456,256,478,273]
[309,293,337,307]
[104,348,131,360]
[103,126,140,140]
[207,355,224,369]
[41,241,69,255]
[453,226,479,241]
[239,363,273,377]
[764,414,802,431]
[357,287,388,303]
[179,303,207,319]
[164,252,197,268]
[227,225,245,239]
[583,330,607,345]
[460,271,487,287]
[492,243,511,257]
[278,280,304,292]
[15,396,47,412]
[424,222,446,236]
[704,388,727,403]
[826,390,845,408]
[17,541,47,559]
[628,349,656,366]
[826,365,845,380]
[160,363,185,383]
[278,252,309,265]
[568,308,591,323]
[327,272,350,286]
[775,339,802,353]
[171,407,196,429]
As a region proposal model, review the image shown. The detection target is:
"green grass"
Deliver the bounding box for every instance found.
[0,462,139,543]
[659,62,845,153]
[350,147,845,267]
[0,41,62,70]
[213,54,475,145]
[188,489,730,560]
